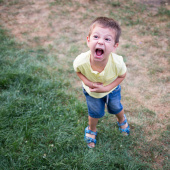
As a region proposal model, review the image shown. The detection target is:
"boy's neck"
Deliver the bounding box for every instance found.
[90,56,109,73]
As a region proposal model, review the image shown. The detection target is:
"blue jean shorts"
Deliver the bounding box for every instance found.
[83,85,123,118]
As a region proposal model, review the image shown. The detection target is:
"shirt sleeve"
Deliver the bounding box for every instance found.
[73,56,80,72]
[116,55,127,76]
[119,59,127,76]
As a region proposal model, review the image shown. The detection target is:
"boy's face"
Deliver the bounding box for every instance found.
[87,25,118,62]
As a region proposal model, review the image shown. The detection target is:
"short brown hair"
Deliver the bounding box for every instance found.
[88,17,121,44]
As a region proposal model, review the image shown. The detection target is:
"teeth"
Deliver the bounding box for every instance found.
[95,48,104,52]
[96,49,103,56]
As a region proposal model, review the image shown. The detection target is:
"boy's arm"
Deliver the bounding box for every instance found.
[76,72,94,89]
[90,72,126,93]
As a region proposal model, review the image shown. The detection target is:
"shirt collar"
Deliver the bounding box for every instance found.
[88,51,111,76]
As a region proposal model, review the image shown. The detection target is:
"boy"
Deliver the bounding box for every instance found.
[73,17,130,148]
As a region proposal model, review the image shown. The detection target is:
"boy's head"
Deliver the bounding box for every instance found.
[87,17,121,62]
[88,17,121,44]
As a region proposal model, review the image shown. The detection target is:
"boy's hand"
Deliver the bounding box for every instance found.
[89,83,108,93]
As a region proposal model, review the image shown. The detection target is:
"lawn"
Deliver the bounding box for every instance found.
[0,0,169,169]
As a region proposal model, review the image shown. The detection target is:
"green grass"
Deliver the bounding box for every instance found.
[0,26,154,169]
[157,7,170,17]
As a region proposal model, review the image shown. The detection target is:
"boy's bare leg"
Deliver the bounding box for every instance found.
[86,116,99,148]
[115,109,128,129]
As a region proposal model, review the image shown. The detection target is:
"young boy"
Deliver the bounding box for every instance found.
[73,17,130,148]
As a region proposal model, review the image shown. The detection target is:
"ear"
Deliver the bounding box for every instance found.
[114,43,119,48]
[112,43,119,52]
[87,36,90,47]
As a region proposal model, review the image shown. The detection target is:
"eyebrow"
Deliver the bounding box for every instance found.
[92,32,114,38]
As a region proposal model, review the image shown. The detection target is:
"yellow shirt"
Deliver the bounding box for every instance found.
[73,50,127,98]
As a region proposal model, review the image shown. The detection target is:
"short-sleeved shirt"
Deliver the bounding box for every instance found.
[73,50,127,98]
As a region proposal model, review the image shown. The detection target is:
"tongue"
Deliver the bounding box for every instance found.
[96,49,103,56]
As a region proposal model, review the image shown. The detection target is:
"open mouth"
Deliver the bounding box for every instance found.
[95,48,104,57]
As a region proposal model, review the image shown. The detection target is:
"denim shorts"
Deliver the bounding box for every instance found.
[83,85,123,118]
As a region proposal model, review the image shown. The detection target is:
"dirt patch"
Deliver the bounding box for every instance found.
[135,0,169,12]
[0,0,86,48]
[0,0,53,46]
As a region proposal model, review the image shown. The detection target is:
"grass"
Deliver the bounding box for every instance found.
[157,7,170,17]
[0,24,152,170]
[0,0,169,169]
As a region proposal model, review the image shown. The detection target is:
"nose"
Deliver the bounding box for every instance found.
[98,38,104,45]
